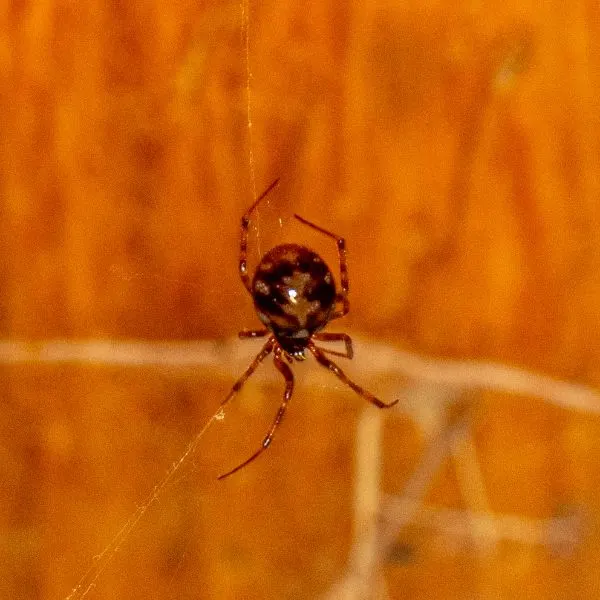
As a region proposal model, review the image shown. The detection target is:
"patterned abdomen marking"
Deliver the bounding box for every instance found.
[252,244,336,350]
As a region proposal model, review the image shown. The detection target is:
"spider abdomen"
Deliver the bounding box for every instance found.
[252,244,336,352]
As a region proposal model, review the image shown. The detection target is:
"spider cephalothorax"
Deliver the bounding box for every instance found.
[217,179,398,479]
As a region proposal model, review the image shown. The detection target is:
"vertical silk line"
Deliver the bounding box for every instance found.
[241,0,262,257]
[242,0,256,198]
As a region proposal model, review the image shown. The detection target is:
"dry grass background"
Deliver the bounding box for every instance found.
[1,0,600,598]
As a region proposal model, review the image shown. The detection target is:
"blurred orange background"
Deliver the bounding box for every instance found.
[2,0,600,598]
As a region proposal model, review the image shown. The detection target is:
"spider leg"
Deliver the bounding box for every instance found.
[219,338,275,413]
[312,332,354,359]
[238,329,269,339]
[293,213,349,319]
[308,342,398,409]
[218,346,294,480]
[239,179,280,293]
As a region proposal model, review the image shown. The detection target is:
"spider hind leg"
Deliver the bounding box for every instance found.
[239,179,280,293]
[293,213,349,319]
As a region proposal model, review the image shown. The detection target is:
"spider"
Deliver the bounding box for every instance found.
[218,179,399,479]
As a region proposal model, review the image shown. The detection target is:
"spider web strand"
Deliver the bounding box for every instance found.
[64,406,224,600]
[241,0,256,201]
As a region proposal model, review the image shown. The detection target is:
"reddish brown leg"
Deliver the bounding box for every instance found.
[239,179,280,293]
[313,332,354,359]
[308,342,398,409]
[218,346,294,480]
[293,213,349,319]
[239,329,269,339]
[219,338,275,414]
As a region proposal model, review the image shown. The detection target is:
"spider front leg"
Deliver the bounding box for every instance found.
[218,345,294,480]
[218,337,275,418]
[313,332,354,359]
[293,214,349,319]
[308,342,398,409]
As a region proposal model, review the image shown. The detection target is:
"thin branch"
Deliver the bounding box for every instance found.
[1,335,598,414]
